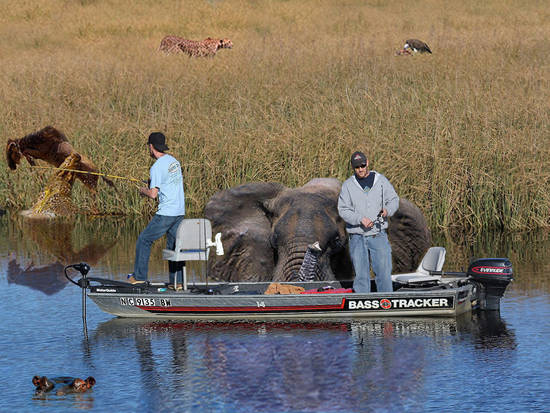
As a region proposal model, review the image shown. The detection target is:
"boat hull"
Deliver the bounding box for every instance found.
[88,282,474,320]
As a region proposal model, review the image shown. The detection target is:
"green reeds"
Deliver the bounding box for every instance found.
[0,0,548,231]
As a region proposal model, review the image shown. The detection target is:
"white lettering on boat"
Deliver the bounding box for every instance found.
[346,297,453,310]
[120,297,155,306]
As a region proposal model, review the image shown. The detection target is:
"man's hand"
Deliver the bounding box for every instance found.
[360,217,374,229]
[380,208,388,218]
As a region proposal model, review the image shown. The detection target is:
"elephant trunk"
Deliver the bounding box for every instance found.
[281,246,310,281]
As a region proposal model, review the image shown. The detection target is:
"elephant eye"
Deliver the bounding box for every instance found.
[269,233,278,248]
[329,235,344,249]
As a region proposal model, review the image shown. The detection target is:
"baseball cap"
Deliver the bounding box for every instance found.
[350,151,367,167]
[147,132,169,152]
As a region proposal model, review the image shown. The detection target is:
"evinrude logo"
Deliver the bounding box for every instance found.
[345,297,453,310]
[471,266,505,274]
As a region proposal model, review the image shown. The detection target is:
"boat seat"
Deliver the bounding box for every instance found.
[392,247,446,284]
[417,246,446,274]
[162,218,224,290]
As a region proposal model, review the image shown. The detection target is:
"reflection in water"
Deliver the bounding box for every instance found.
[1,213,178,281]
[20,219,117,266]
[7,258,66,295]
[6,218,116,295]
[32,392,95,411]
[465,312,517,350]
[92,315,516,411]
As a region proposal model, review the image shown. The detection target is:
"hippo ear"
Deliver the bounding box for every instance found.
[387,198,432,273]
[205,182,286,281]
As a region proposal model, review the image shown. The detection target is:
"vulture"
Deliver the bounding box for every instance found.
[403,39,432,54]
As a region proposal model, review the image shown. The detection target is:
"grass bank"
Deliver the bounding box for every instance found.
[1,0,548,231]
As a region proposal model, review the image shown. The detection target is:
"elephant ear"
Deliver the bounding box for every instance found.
[204,182,286,282]
[388,198,432,273]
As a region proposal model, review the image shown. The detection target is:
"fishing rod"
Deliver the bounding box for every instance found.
[30,165,145,184]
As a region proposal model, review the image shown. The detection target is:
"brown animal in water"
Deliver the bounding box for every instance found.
[56,376,96,395]
[32,375,96,395]
[33,376,55,394]
[159,35,233,57]
[6,126,114,193]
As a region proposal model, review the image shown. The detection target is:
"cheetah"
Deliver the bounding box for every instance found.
[159,35,233,57]
[23,152,82,218]
[158,35,187,54]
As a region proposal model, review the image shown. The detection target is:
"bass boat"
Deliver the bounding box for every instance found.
[67,219,513,320]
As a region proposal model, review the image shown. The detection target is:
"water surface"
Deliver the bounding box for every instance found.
[0,214,548,412]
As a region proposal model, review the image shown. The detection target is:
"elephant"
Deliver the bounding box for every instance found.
[204,178,431,283]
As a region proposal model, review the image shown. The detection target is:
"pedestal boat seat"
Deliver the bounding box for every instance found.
[162,218,224,291]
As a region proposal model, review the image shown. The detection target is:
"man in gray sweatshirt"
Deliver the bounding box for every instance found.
[338,151,399,293]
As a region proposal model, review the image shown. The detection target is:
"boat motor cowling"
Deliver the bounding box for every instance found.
[467,258,513,311]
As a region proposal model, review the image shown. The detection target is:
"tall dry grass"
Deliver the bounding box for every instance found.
[0,0,548,231]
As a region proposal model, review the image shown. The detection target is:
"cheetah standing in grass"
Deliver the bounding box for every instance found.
[159,36,233,57]
[158,35,185,54]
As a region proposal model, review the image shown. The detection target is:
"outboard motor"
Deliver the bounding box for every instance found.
[467,258,513,311]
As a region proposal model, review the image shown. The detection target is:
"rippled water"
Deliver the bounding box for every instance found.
[0,214,549,412]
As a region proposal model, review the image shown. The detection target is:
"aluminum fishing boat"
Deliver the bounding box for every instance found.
[67,219,513,320]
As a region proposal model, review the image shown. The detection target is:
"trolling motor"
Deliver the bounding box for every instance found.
[64,263,91,339]
[64,263,90,286]
[467,258,513,311]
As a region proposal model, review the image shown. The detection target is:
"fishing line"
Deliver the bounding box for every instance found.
[29,165,145,184]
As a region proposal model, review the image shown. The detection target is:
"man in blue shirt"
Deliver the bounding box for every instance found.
[127,132,185,286]
[338,151,399,293]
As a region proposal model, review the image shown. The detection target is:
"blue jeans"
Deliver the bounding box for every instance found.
[134,214,184,281]
[348,232,393,293]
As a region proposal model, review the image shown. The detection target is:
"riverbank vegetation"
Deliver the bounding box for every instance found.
[1,0,548,231]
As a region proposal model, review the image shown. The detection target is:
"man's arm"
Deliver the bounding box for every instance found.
[338,183,362,225]
[144,163,160,199]
[140,186,158,199]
